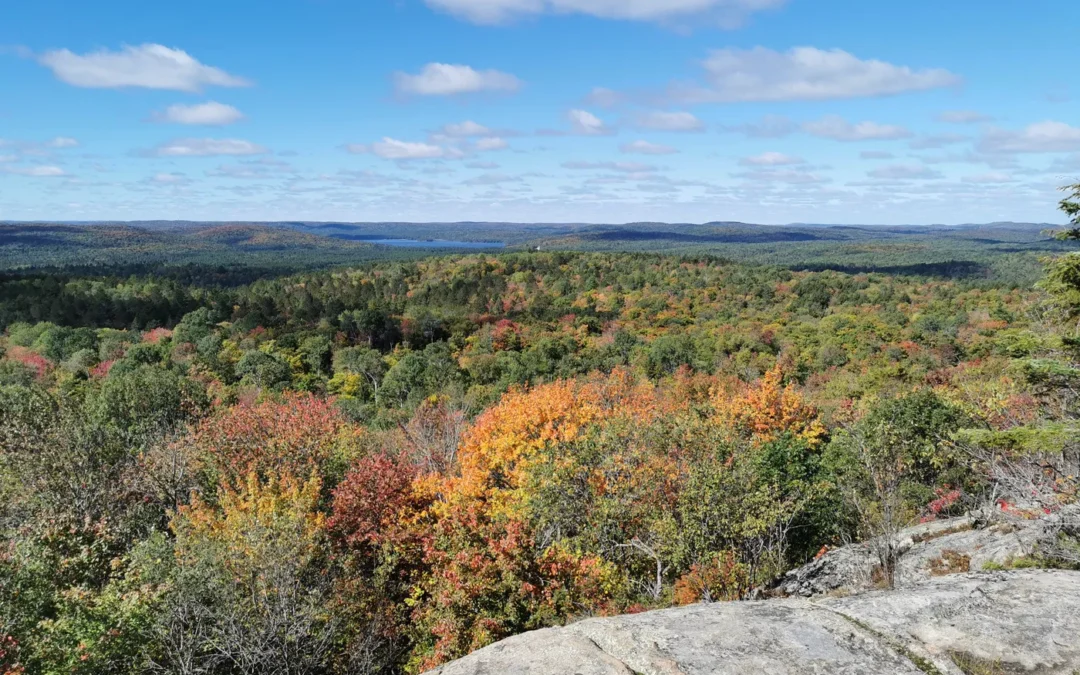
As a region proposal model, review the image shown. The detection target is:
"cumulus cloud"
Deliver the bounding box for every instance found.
[38,44,250,92]
[978,121,1080,153]
[563,160,657,173]
[146,138,268,157]
[2,165,67,177]
[46,137,79,148]
[735,168,828,184]
[620,140,679,155]
[722,114,796,138]
[474,137,509,151]
[937,110,992,124]
[423,0,786,25]
[867,164,943,180]
[149,172,190,185]
[633,111,705,132]
[439,121,500,137]
[153,101,245,126]
[585,87,625,108]
[346,138,456,160]
[463,172,521,186]
[961,172,1015,183]
[803,115,912,141]
[909,133,969,150]
[394,63,521,96]
[739,151,804,166]
[666,47,958,104]
[567,109,613,136]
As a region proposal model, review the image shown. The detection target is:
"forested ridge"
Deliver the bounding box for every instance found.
[1,188,1079,673]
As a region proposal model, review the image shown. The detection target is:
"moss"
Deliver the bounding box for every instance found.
[928,550,971,576]
[829,612,946,675]
[949,651,1008,675]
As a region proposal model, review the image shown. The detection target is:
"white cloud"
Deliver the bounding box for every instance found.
[394,63,521,96]
[979,121,1080,153]
[0,155,16,163]
[347,138,453,160]
[148,138,268,157]
[735,169,828,184]
[38,44,250,92]
[149,172,190,184]
[962,172,1014,183]
[723,114,796,138]
[440,121,497,137]
[909,133,969,150]
[803,115,912,141]
[46,137,79,148]
[867,164,943,180]
[937,110,992,124]
[153,101,244,126]
[567,109,613,135]
[563,160,657,172]
[475,137,509,151]
[586,87,625,107]
[2,165,67,177]
[466,160,501,169]
[620,140,679,155]
[423,0,785,25]
[667,47,958,104]
[739,151,804,166]
[633,111,704,132]
[463,172,521,186]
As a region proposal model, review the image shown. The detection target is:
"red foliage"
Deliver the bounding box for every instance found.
[921,486,963,522]
[141,327,173,344]
[329,453,431,553]
[5,346,52,380]
[186,392,346,482]
[89,360,115,379]
[490,319,522,351]
[413,505,611,670]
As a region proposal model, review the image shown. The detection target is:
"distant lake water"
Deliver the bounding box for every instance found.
[371,239,506,249]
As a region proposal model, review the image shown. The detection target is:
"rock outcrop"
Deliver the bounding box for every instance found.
[425,570,1080,674]
[778,505,1079,597]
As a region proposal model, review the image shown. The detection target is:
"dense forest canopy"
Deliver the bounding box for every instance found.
[1,195,1078,673]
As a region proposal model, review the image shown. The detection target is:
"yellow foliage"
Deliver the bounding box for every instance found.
[173,472,326,572]
[711,365,826,446]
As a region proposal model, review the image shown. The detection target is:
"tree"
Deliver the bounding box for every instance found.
[181,392,349,485]
[1054,182,1080,240]
[162,473,336,674]
[332,346,387,403]
[826,391,968,588]
[235,350,291,389]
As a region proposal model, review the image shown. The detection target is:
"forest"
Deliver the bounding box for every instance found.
[1,186,1078,674]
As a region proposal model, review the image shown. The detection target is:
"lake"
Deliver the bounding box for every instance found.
[371,239,506,249]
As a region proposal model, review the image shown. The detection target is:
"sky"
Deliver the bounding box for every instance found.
[1,0,1078,225]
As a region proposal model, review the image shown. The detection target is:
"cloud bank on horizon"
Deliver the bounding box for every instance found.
[0,0,1077,224]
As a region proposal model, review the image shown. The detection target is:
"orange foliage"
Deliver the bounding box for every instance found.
[711,365,825,446]
[450,368,678,514]
[672,551,749,605]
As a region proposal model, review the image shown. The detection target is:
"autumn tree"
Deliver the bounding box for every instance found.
[161,473,336,674]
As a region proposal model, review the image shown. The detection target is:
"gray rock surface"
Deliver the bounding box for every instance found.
[425,570,1080,675]
[778,509,1071,597]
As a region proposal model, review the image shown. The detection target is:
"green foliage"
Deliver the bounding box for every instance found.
[0,234,1075,673]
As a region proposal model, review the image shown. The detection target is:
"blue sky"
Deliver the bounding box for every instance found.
[1,0,1078,224]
